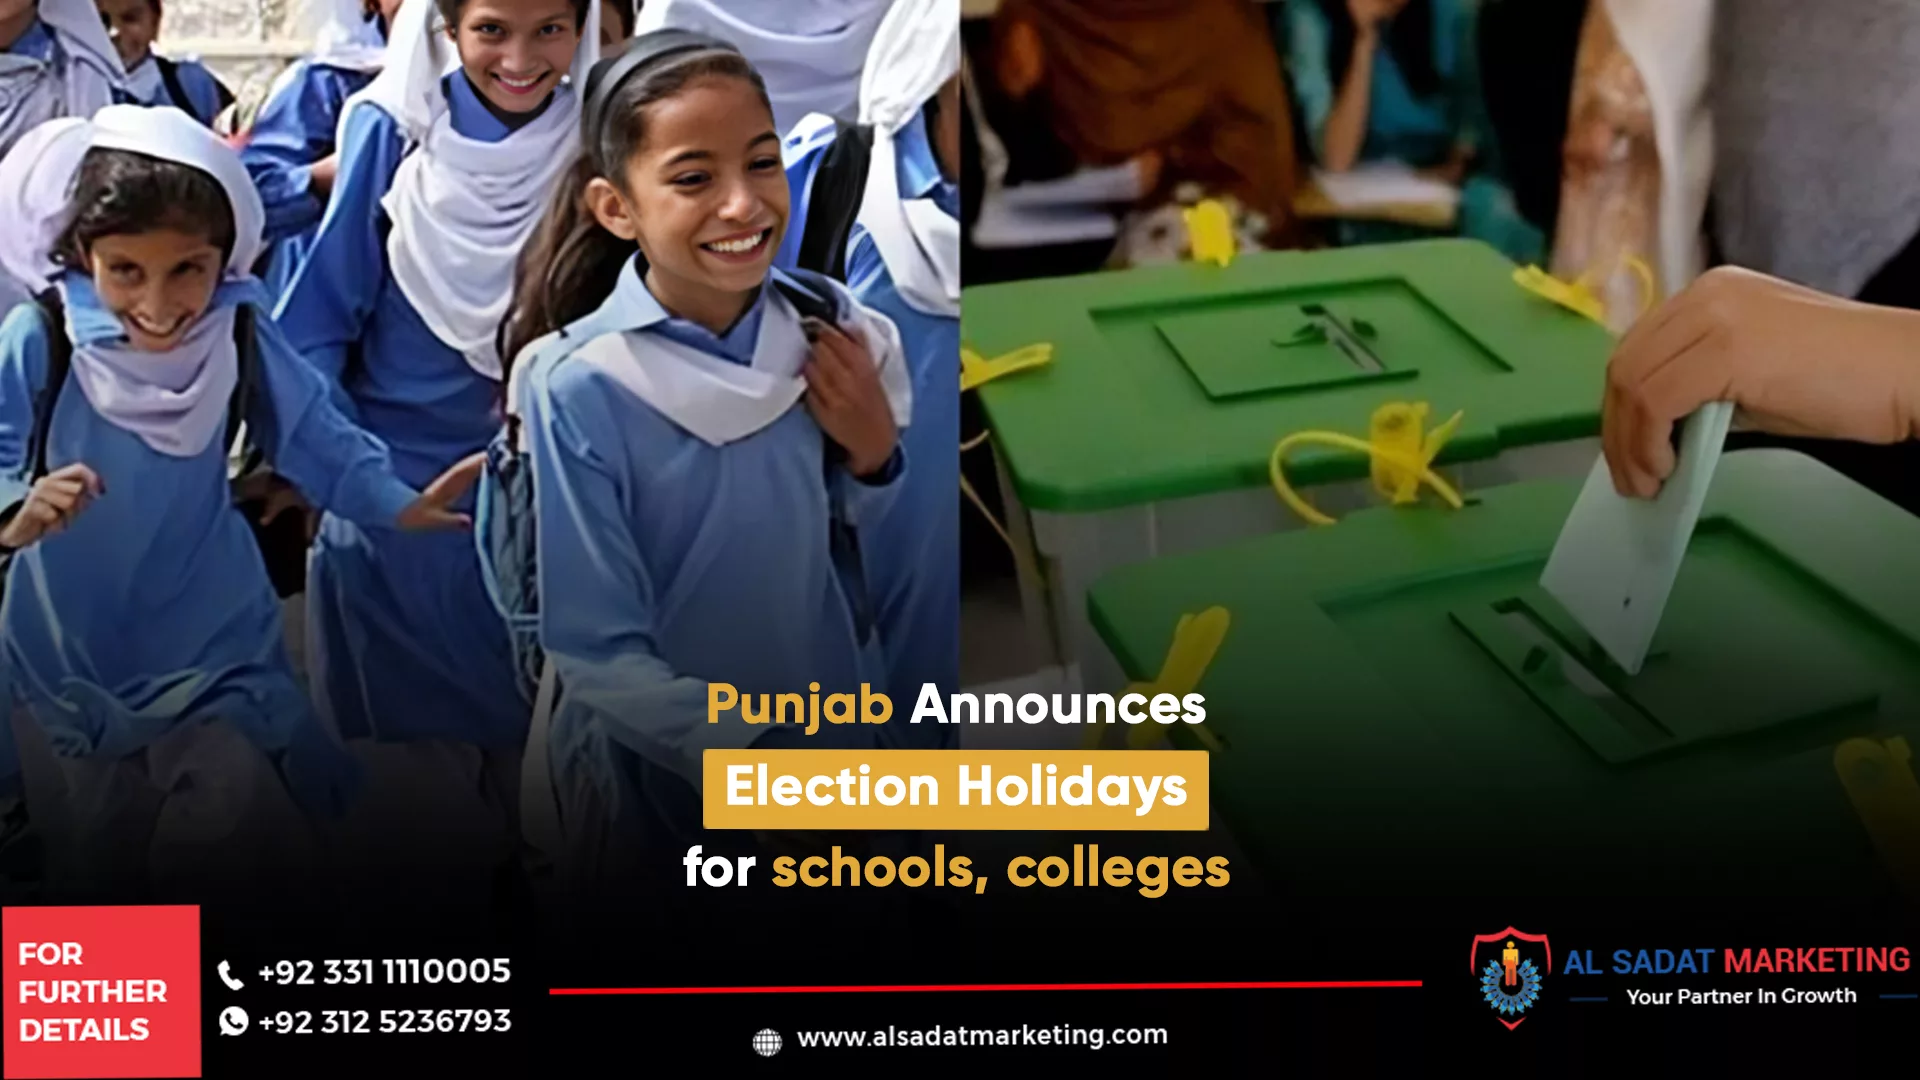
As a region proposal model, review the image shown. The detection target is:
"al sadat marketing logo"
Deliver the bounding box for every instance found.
[1472,927,1551,1030]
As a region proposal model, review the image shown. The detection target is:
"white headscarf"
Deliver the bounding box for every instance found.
[633,0,890,137]
[0,0,126,157]
[343,0,599,381]
[854,0,958,318]
[0,106,266,458]
[313,0,390,73]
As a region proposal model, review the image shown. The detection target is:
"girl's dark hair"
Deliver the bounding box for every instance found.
[436,0,593,30]
[1319,0,1440,101]
[496,47,768,374]
[51,148,236,269]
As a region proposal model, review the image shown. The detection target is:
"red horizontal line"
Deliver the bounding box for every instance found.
[549,980,1422,995]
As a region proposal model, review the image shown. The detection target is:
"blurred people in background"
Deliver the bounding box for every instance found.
[1278,0,1538,262]
[988,0,1306,250]
[1,0,122,162]
[633,0,890,136]
[95,0,231,126]
[1551,0,1711,332]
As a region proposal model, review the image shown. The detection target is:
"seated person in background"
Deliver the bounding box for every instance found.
[990,0,1306,251]
[95,0,230,126]
[1281,0,1539,262]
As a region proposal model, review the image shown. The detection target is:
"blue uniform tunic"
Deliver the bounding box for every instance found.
[0,277,416,817]
[517,261,902,885]
[780,107,960,744]
[273,74,528,752]
[240,59,379,296]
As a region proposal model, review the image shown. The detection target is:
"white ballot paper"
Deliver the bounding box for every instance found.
[1539,402,1735,675]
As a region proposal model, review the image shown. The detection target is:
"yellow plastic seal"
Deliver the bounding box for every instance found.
[1185,199,1236,268]
[1513,256,1657,327]
[1085,607,1231,751]
[1270,402,1467,527]
[1834,736,1920,905]
[961,343,1054,393]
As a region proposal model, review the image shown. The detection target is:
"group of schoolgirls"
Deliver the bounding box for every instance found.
[0,0,961,904]
[3,0,229,139]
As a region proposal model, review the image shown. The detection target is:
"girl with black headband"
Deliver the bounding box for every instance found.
[493,31,910,892]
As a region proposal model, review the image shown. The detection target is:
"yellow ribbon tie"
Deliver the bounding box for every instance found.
[1834,736,1920,904]
[1512,255,1657,327]
[1270,402,1467,527]
[1185,199,1236,268]
[1084,607,1231,751]
[961,343,1054,393]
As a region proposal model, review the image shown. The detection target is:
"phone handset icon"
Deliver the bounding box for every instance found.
[218,961,244,992]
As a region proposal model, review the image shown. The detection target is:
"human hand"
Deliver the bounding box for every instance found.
[803,320,898,479]
[396,452,484,531]
[1348,0,1402,35]
[308,154,340,199]
[235,470,321,543]
[1602,267,1920,498]
[0,463,104,550]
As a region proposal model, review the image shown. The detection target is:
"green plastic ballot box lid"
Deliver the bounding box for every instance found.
[1085,451,1920,901]
[961,239,1615,513]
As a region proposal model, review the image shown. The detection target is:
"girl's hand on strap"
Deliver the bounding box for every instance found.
[396,452,486,532]
[803,319,899,479]
[0,464,105,550]
[1603,266,1920,498]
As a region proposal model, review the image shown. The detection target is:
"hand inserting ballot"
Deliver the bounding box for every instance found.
[1602,267,1920,498]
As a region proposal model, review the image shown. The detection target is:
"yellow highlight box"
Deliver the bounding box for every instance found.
[702,750,1209,831]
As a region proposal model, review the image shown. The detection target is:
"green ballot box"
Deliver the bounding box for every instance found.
[1086,451,1920,903]
[964,239,1614,691]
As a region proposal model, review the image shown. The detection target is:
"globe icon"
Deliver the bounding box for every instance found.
[752,1029,783,1057]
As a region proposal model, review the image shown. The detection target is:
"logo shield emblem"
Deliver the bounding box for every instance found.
[1471,928,1551,1029]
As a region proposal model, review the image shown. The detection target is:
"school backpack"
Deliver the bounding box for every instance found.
[477,268,877,869]
[794,118,875,282]
[156,57,236,128]
[0,292,307,598]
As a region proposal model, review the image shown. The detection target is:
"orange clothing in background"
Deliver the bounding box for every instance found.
[993,0,1305,246]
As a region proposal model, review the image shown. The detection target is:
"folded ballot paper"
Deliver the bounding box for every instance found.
[1539,402,1735,676]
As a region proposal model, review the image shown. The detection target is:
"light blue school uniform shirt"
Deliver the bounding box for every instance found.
[517,260,902,881]
[779,106,960,743]
[273,72,531,751]
[240,59,381,294]
[0,276,417,816]
[1279,0,1542,263]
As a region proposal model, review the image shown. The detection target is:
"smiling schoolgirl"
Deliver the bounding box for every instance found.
[272,0,598,886]
[0,106,476,901]
[495,31,911,893]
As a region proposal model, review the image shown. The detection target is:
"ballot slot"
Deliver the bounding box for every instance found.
[1452,597,1670,765]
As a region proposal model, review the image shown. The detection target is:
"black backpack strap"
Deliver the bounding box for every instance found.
[794,119,874,282]
[156,57,191,115]
[28,290,73,482]
[770,271,877,646]
[225,305,257,462]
